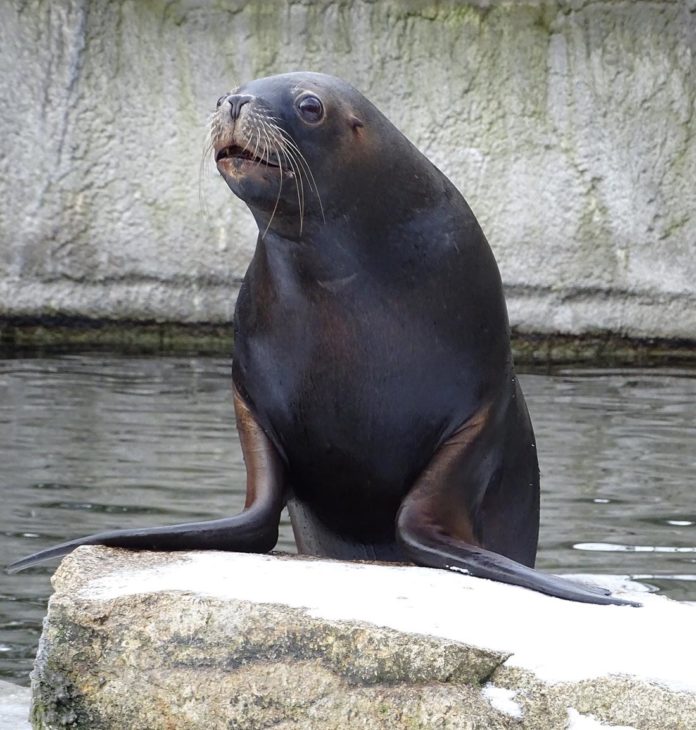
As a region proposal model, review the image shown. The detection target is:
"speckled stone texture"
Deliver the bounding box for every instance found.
[1,1,694,340]
[29,547,696,729]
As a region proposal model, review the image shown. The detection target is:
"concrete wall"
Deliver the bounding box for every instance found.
[1,0,695,340]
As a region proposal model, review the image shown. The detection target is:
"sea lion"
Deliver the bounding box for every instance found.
[9,72,633,606]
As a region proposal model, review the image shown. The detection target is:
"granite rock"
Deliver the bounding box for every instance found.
[30,547,696,729]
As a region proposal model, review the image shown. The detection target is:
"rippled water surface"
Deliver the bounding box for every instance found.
[1,355,695,684]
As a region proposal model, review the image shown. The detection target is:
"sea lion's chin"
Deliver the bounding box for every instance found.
[217,169,303,233]
[217,160,284,205]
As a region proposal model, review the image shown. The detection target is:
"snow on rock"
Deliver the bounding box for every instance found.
[30,547,696,729]
[0,680,30,730]
[482,685,523,719]
[81,549,695,692]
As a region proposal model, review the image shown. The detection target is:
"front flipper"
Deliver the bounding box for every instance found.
[395,400,639,607]
[7,387,286,573]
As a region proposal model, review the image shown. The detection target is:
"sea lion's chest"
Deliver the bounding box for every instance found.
[233,266,460,493]
[232,225,508,500]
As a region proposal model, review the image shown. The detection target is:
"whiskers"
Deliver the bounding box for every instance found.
[198,116,219,222]
[265,118,326,233]
[208,105,325,238]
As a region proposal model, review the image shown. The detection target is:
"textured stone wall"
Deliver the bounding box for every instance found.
[1,0,694,339]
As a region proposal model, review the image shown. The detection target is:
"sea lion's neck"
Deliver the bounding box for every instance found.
[255,225,360,293]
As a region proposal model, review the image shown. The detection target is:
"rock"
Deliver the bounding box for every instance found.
[0,679,30,730]
[31,547,696,729]
[1,1,695,342]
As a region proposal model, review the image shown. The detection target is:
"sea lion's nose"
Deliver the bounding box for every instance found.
[226,94,253,121]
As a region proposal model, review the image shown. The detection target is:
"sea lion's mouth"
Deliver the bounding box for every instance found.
[215,144,280,168]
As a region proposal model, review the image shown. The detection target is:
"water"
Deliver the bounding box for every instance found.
[1,355,695,685]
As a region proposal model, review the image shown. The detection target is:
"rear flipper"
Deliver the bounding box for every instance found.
[7,387,286,573]
[6,513,279,573]
[397,510,638,606]
[396,394,640,608]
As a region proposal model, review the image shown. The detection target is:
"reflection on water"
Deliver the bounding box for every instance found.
[1,355,695,684]
[529,366,696,599]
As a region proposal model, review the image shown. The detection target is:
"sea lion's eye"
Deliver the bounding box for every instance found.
[297,95,324,123]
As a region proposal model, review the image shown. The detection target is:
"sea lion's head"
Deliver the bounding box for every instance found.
[210,72,411,237]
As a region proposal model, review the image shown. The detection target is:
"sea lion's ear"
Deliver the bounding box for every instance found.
[348,114,364,131]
